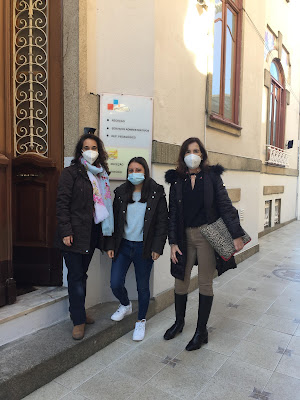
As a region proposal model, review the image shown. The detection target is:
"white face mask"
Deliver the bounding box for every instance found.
[82,149,99,165]
[184,154,201,169]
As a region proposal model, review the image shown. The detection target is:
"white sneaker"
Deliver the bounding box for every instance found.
[132,319,146,341]
[111,302,132,321]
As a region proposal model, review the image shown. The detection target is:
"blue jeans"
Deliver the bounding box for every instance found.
[63,223,100,326]
[110,239,154,320]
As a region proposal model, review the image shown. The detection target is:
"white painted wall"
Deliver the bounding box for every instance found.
[87,0,154,97]
[259,174,298,233]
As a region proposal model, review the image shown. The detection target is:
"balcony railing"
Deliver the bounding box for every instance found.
[266,145,289,167]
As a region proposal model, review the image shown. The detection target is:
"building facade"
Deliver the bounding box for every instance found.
[0,0,299,315]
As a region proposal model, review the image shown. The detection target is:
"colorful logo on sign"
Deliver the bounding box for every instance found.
[107,99,130,112]
[107,99,119,110]
[107,148,118,160]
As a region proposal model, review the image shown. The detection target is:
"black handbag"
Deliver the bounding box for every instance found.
[199,217,251,261]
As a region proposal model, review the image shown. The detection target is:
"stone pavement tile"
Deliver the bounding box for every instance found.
[272,292,300,309]
[238,267,272,283]
[144,313,176,337]
[244,282,287,301]
[267,252,290,262]
[126,384,178,400]
[213,290,242,305]
[177,347,227,376]
[23,381,70,400]
[294,325,300,337]
[184,302,199,320]
[244,326,292,351]
[216,279,258,298]
[244,252,265,264]
[210,317,254,339]
[112,348,165,384]
[276,352,300,380]
[54,353,107,390]
[231,339,282,371]
[116,330,142,347]
[266,303,300,320]
[235,296,274,313]
[281,281,300,295]
[256,314,298,335]
[185,296,199,310]
[252,256,280,267]
[90,340,132,366]
[261,280,291,291]
[288,336,300,356]
[218,268,241,280]
[264,372,300,400]
[138,330,185,359]
[239,257,262,268]
[194,376,254,400]
[213,274,233,287]
[187,290,199,300]
[280,259,300,268]
[175,319,200,344]
[237,257,255,273]
[250,263,280,275]
[60,393,86,400]
[147,363,210,399]
[200,330,242,356]
[224,305,263,325]
[213,358,272,392]
[75,366,141,400]
[210,300,232,317]
[155,305,176,320]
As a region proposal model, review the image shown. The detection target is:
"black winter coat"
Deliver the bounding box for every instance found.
[166,165,245,280]
[54,163,112,254]
[111,179,168,259]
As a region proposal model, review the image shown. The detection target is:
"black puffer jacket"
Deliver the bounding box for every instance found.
[166,165,245,280]
[111,178,168,259]
[54,163,112,254]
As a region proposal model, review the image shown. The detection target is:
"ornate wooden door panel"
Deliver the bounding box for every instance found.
[12,156,62,285]
[11,0,63,286]
[0,0,17,306]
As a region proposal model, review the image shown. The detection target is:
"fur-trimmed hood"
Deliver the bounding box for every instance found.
[165,164,225,184]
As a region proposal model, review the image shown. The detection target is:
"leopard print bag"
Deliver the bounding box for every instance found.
[199,217,251,261]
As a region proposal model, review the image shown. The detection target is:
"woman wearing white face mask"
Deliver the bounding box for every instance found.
[164,137,245,351]
[107,157,168,341]
[55,129,113,340]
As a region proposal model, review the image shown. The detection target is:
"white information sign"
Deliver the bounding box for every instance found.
[99,93,153,180]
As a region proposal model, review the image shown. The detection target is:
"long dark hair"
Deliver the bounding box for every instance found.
[72,133,110,174]
[176,137,209,176]
[124,157,151,203]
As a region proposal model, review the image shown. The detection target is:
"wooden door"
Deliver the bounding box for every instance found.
[11,0,63,286]
[0,0,16,306]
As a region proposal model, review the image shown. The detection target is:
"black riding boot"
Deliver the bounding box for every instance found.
[185,293,213,351]
[164,293,188,340]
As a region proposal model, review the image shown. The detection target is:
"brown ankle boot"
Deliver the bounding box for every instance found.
[85,314,95,324]
[72,323,85,340]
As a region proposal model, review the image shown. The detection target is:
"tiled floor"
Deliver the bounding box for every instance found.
[23,222,300,400]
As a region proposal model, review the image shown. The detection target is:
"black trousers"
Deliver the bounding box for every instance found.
[63,223,100,326]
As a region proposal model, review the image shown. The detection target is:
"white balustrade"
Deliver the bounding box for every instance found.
[266,145,289,167]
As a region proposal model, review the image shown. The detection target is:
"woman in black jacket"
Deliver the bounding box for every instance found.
[55,129,114,340]
[163,137,245,351]
[107,157,168,341]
